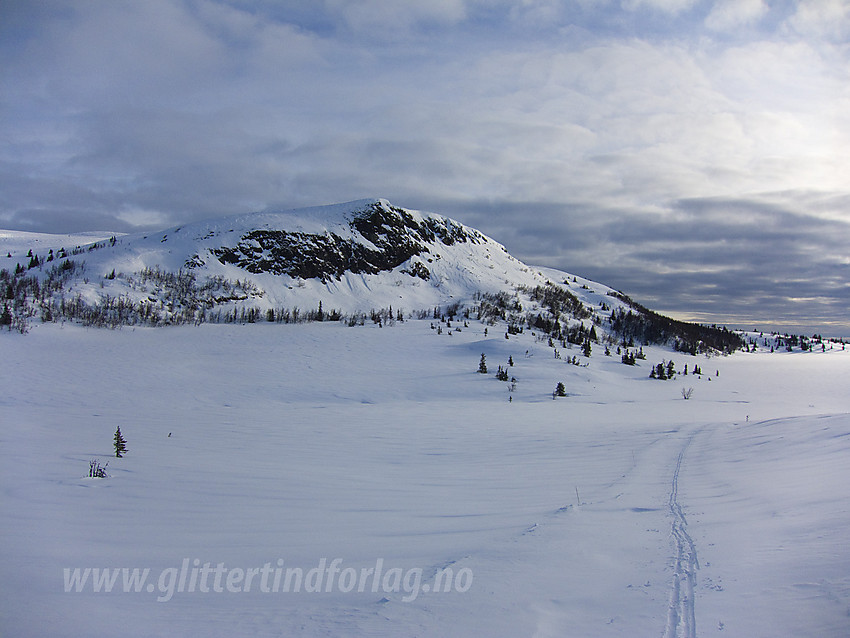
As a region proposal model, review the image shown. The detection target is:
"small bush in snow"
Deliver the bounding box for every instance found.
[88,459,108,478]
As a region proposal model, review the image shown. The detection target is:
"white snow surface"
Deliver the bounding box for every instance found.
[0,230,123,257]
[2,320,849,637]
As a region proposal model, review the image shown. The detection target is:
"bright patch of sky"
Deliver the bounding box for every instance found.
[1,0,848,333]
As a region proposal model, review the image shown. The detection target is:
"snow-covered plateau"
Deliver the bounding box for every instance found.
[1,199,848,637]
[2,320,848,637]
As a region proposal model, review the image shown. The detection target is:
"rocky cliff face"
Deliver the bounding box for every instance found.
[208,201,482,282]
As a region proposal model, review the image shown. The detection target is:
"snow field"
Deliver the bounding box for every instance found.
[1,320,849,637]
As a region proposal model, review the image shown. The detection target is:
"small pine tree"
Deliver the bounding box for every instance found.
[478,353,488,374]
[114,426,128,458]
[555,382,567,397]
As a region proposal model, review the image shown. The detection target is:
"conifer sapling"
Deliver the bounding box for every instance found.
[114,426,128,458]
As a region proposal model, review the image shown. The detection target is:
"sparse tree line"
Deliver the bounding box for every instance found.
[1,259,419,332]
[475,284,595,340]
[1,258,83,332]
[742,331,845,353]
[522,282,591,321]
[606,291,744,354]
[477,282,744,358]
[649,361,716,380]
[474,291,523,323]
[5,253,750,357]
[5,237,117,273]
[0,261,268,331]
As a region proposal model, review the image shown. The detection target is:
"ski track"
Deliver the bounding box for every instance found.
[664,430,701,638]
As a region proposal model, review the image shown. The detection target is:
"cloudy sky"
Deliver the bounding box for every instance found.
[2,1,848,334]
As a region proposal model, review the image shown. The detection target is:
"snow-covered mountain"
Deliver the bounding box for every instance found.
[1,198,741,351]
[5,198,566,309]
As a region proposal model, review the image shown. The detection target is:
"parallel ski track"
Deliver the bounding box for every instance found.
[663,431,701,638]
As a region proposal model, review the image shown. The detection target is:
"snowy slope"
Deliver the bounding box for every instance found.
[1,320,848,637]
[0,229,122,257]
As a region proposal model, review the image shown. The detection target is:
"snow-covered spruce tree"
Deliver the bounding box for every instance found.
[555,382,567,397]
[113,426,128,458]
[478,353,488,374]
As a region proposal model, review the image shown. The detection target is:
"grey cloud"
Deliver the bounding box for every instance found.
[4,207,140,234]
[421,192,850,335]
